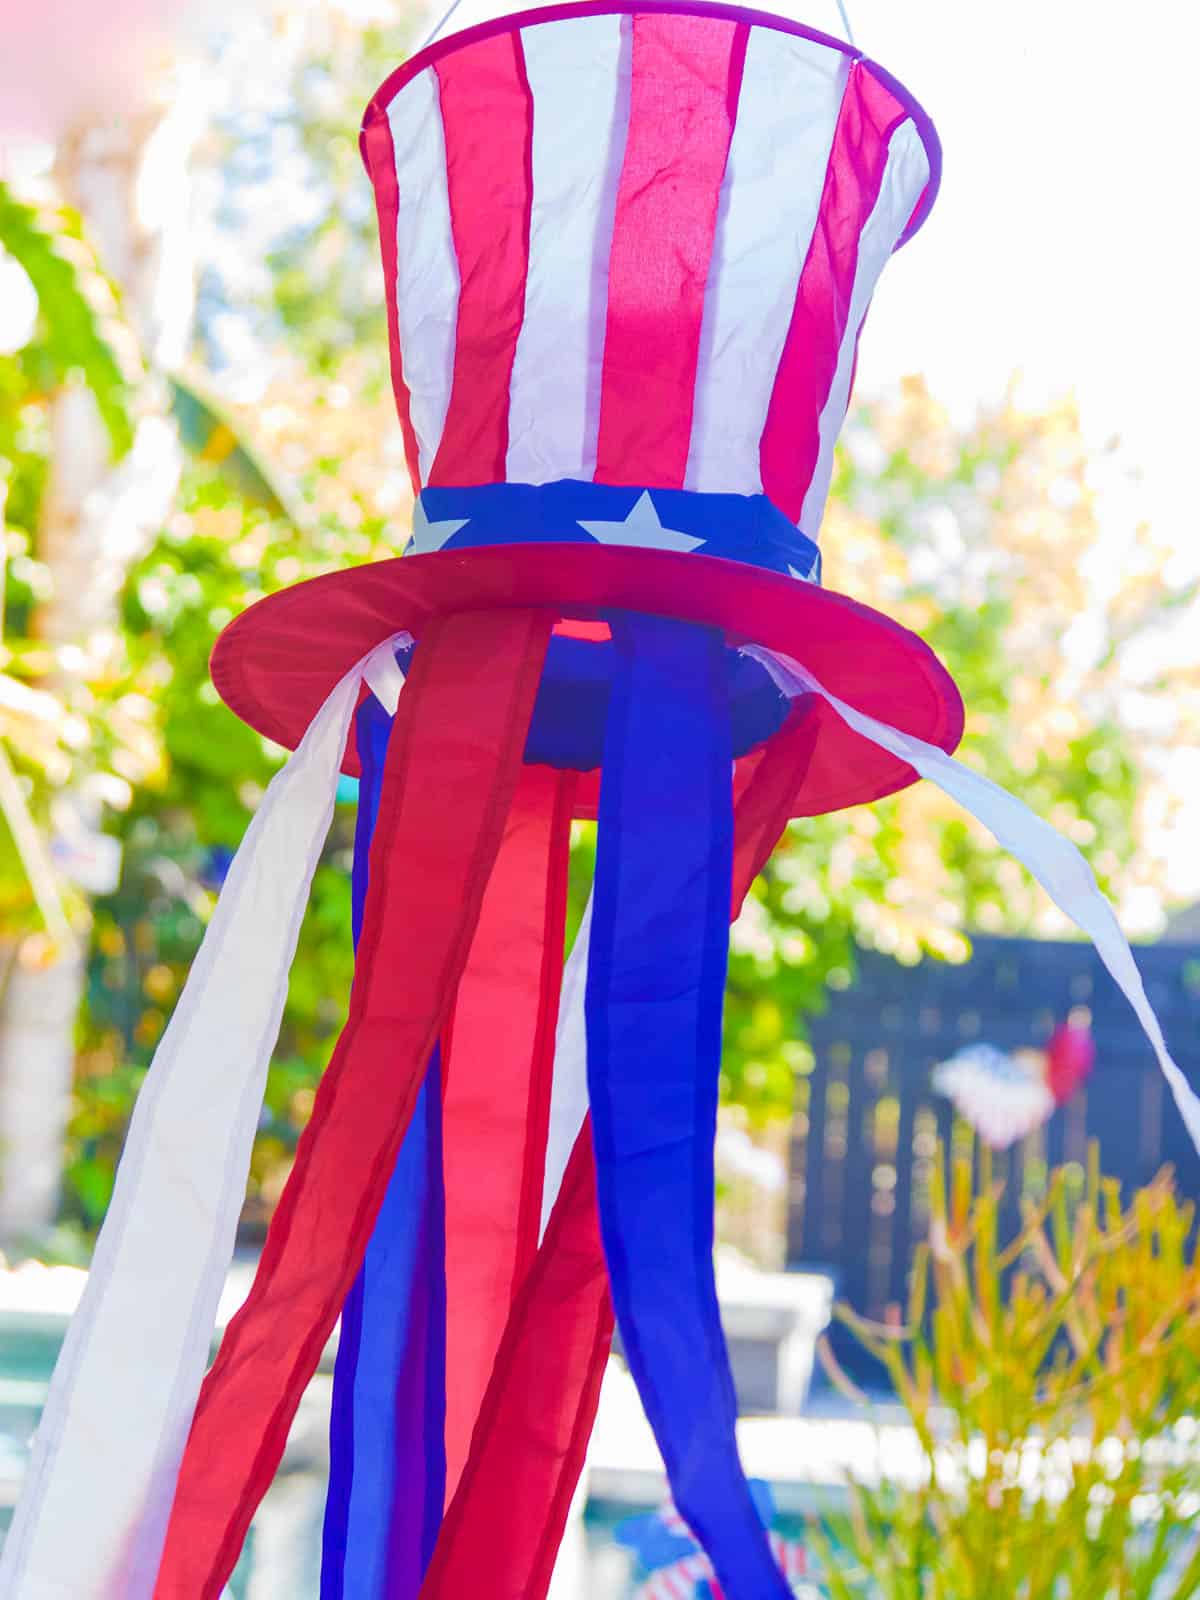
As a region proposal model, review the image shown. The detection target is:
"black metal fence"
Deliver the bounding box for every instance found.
[786,936,1200,1381]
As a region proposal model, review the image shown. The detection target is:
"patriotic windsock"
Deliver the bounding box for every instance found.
[5,7,1200,1600]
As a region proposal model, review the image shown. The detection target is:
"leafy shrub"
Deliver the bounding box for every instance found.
[816,1144,1200,1598]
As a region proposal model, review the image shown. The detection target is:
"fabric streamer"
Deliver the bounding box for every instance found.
[440,764,577,1500]
[0,634,407,1600]
[419,1124,614,1597]
[323,1066,446,1595]
[540,893,594,1240]
[745,643,1200,1156]
[155,609,552,1599]
[585,615,790,1598]
[322,694,447,1599]
[323,745,579,1597]
[420,711,822,1599]
[331,689,588,1600]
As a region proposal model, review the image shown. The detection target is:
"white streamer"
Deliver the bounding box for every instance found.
[744,643,1200,1156]
[363,638,408,715]
[540,893,593,1240]
[1,634,409,1600]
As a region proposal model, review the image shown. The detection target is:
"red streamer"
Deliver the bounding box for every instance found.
[154,609,553,1599]
[441,764,576,1503]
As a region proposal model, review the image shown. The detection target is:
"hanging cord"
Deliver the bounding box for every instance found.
[416,0,467,52]
[416,0,858,55]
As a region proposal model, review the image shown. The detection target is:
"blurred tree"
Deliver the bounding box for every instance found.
[76,374,406,1230]
[0,1,413,1242]
[0,36,208,1239]
[0,171,157,1245]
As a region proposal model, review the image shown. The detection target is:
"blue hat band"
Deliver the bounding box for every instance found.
[410,480,822,586]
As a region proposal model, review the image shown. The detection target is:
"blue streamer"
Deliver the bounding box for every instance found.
[585,615,791,1599]
[321,696,447,1598]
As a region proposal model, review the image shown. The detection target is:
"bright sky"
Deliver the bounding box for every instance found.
[835,1,1200,913]
[847,2,1198,550]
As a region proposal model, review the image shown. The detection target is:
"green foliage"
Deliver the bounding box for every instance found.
[0,182,137,460]
[0,13,420,1226]
[265,40,391,378]
[168,373,301,521]
[0,183,146,942]
[815,1145,1200,1598]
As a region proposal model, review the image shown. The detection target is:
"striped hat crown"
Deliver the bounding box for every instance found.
[360,1,939,562]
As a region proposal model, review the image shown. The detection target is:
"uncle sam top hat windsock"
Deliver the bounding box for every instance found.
[6,9,1200,1600]
[212,0,962,816]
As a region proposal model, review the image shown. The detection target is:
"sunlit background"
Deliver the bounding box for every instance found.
[1,1,1198,1596]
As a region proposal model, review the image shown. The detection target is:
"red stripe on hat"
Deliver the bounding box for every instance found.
[421,1124,615,1600]
[759,63,909,524]
[361,108,422,494]
[427,32,534,486]
[594,13,748,488]
[441,765,575,1504]
[154,609,553,1600]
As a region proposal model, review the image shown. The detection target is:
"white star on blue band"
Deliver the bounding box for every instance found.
[407,498,470,556]
[576,490,704,554]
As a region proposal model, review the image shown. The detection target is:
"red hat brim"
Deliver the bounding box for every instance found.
[211,543,963,819]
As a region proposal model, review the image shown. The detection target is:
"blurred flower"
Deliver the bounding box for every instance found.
[932,1014,1095,1148]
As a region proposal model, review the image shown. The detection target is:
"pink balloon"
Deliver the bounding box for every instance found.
[0,0,200,139]
[1045,1021,1096,1106]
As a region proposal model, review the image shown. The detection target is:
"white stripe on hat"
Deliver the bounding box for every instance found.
[746,643,1200,1159]
[685,30,849,497]
[506,13,631,485]
[387,68,460,483]
[0,637,408,1600]
[797,117,928,535]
